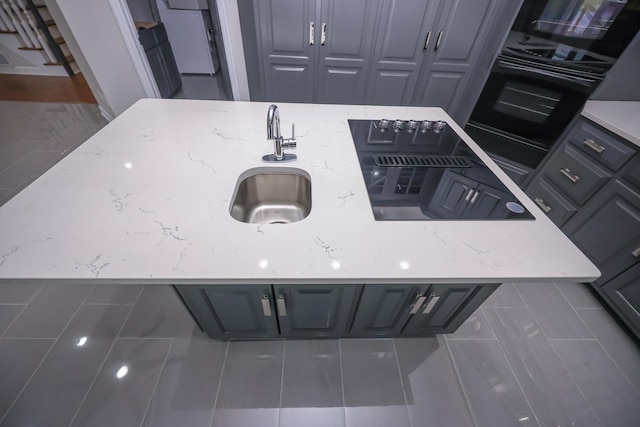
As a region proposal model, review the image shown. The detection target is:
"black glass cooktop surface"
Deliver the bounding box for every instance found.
[348,119,535,221]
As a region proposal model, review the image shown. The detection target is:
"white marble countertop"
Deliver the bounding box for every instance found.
[582,101,640,147]
[0,99,599,284]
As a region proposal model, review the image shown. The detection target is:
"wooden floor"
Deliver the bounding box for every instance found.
[0,73,97,104]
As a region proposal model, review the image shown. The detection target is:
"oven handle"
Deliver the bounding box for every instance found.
[497,60,597,88]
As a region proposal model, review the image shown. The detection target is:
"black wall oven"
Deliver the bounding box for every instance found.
[466,0,639,172]
[467,52,602,169]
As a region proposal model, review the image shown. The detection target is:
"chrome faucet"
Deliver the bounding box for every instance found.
[263,104,297,162]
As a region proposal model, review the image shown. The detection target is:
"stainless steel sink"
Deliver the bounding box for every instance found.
[230,168,312,224]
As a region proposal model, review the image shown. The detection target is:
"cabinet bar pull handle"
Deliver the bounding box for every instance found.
[534,197,551,213]
[423,294,440,314]
[410,294,427,314]
[434,30,443,50]
[321,23,326,46]
[633,246,640,258]
[423,30,431,50]
[276,295,287,316]
[465,188,474,201]
[471,189,480,203]
[261,295,272,317]
[583,138,605,154]
[309,22,314,45]
[560,168,580,183]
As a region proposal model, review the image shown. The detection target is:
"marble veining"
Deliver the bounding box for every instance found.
[0,99,599,284]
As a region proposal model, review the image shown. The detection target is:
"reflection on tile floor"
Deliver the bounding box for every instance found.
[0,283,638,427]
[1,102,640,426]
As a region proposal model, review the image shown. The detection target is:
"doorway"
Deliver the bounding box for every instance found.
[124,0,232,100]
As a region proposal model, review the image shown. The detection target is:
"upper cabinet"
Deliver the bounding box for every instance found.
[244,0,517,119]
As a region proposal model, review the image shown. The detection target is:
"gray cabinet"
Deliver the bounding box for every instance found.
[175,285,278,340]
[428,169,512,219]
[602,263,640,338]
[253,0,377,104]
[138,23,181,98]
[349,282,497,336]
[175,282,498,340]
[366,0,439,106]
[175,284,358,339]
[563,180,640,285]
[411,0,495,115]
[273,284,358,338]
[402,283,489,335]
[526,116,640,340]
[243,0,514,114]
[349,284,425,336]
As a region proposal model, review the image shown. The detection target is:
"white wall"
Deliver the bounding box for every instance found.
[54,0,151,118]
[216,0,249,100]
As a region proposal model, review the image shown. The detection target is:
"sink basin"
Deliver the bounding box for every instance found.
[230,168,312,224]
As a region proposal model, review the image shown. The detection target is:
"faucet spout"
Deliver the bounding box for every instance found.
[263,104,297,162]
[267,104,281,140]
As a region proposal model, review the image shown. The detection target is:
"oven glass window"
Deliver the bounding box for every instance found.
[493,82,561,124]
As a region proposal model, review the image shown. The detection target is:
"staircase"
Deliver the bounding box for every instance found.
[0,0,78,76]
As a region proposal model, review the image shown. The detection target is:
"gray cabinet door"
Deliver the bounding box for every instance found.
[366,0,440,106]
[602,263,640,338]
[426,169,476,218]
[315,0,379,104]
[350,284,427,336]
[273,284,358,337]
[174,285,278,339]
[256,0,316,102]
[563,180,640,285]
[402,283,488,334]
[412,0,498,118]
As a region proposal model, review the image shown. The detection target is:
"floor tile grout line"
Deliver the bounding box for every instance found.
[68,302,138,427]
[442,337,480,427]
[391,337,414,427]
[0,304,29,338]
[0,290,87,424]
[481,306,543,427]
[138,338,176,427]
[209,340,230,427]
[511,284,530,309]
[547,339,606,426]
[573,309,640,397]
[338,338,347,425]
[277,339,286,426]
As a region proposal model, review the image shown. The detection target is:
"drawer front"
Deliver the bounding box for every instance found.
[526,178,578,226]
[571,120,635,171]
[544,145,610,205]
[622,154,640,190]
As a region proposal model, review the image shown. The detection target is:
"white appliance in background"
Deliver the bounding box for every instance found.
[156,0,220,75]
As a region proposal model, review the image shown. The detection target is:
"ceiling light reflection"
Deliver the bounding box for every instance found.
[331,260,341,270]
[124,162,133,169]
[75,336,88,347]
[258,259,269,269]
[399,261,410,270]
[116,365,129,379]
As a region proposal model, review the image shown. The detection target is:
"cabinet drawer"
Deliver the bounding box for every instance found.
[544,145,610,205]
[622,154,640,190]
[526,178,577,226]
[571,120,635,171]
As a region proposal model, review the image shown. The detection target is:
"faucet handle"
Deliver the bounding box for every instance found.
[282,123,297,149]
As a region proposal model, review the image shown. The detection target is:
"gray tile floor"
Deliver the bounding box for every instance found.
[172,73,228,101]
[1,101,640,427]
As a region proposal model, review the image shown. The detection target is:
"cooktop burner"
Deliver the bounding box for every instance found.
[348,119,535,221]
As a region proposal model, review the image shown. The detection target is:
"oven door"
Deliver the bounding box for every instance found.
[470,55,594,151]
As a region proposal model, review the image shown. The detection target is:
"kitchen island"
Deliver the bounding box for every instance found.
[0,99,599,339]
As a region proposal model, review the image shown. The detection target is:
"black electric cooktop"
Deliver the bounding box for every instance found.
[348,119,535,221]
